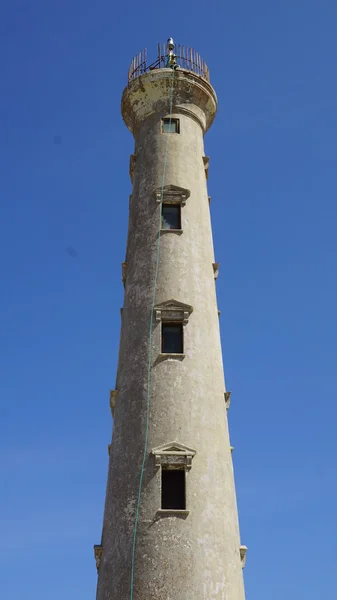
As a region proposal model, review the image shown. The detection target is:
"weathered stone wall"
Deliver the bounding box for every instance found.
[96,69,246,600]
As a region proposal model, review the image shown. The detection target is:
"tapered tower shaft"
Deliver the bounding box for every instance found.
[95,41,246,600]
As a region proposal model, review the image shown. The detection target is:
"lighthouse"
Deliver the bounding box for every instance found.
[94,39,247,600]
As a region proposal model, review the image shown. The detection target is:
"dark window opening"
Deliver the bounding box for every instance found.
[162,118,180,133]
[161,468,186,510]
[161,204,181,230]
[162,323,183,354]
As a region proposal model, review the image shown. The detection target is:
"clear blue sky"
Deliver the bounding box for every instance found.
[1,1,336,598]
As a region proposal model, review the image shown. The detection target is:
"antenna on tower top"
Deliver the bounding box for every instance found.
[167,37,175,52]
[166,37,179,69]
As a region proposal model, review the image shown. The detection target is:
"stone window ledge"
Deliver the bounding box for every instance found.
[160,228,183,235]
[156,509,189,517]
[158,353,185,361]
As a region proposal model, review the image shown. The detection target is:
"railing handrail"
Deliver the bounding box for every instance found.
[128,43,210,83]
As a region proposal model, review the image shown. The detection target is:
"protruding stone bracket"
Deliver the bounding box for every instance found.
[154,299,193,325]
[230,446,234,454]
[129,154,136,183]
[203,156,210,179]
[122,262,128,286]
[240,545,248,569]
[120,308,123,318]
[94,545,103,572]
[110,390,118,417]
[108,444,111,456]
[224,391,231,410]
[152,441,196,470]
[153,184,191,206]
[213,262,220,280]
[208,196,211,205]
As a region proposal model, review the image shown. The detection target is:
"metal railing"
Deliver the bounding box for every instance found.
[127,43,210,83]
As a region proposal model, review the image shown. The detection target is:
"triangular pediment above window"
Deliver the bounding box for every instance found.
[154,299,193,324]
[152,441,196,455]
[154,299,193,312]
[152,441,196,469]
[152,184,191,205]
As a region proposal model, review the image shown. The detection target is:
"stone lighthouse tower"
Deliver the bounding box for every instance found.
[94,39,247,600]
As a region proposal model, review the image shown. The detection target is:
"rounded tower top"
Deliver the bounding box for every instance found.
[121,40,217,135]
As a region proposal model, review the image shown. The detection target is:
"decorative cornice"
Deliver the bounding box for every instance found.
[212,262,220,280]
[122,69,218,135]
[153,184,190,206]
[154,299,193,325]
[240,545,248,569]
[224,391,231,410]
[110,390,118,417]
[94,545,103,572]
[152,441,196,470]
